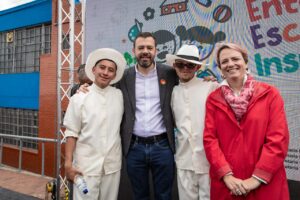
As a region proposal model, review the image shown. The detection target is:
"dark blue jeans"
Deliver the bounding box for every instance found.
[126,138,175,200]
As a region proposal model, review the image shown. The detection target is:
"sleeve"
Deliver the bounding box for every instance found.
[118,89,124,114]
[253,88,289,183]
[170,88,177,128]
[252,175,267,184]
[203,95,232,179]
[63,96,82,138]
[171,88,175,112]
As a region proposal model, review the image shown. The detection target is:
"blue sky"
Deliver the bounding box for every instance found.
[0,0,35,11]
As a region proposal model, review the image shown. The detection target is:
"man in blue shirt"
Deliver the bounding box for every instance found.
[117,32,178,200]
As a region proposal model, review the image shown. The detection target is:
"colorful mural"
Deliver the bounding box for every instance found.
[85,0,300,181]
[122,1,230,81]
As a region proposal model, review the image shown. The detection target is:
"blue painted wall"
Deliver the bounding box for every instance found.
[0,0,51,32]
[0,0,51,110]
[0,73,39,110]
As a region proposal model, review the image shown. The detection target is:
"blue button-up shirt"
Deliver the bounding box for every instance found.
[133,64,166,137]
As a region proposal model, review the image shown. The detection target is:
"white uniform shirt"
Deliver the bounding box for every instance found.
[64,84,123,176]
[171,77,219,174]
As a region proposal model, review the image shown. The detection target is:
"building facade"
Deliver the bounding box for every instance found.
[0,0,82,177]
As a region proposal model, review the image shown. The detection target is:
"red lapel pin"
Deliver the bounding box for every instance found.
[160,79,166,85]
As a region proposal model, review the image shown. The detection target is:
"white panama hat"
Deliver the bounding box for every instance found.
[85,48,126,84]
[166,44,203,66]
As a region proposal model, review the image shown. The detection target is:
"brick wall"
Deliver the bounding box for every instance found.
[2,0,82,177]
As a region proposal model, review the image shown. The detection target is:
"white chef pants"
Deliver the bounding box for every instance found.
[73,171,120,200]
[177,169,210,200]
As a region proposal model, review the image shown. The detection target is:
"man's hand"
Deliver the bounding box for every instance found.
[223,174,248,196]
[203,76,217,82]
[65,162,82,182]
[77,83,90,93]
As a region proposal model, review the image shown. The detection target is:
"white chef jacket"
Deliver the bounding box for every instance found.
[64,84,123,176]
[171,76,219,174]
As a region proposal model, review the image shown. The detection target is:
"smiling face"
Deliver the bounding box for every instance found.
[173,59,200,83]
[219,48,247,82]
[133,37,156,70]
[92,59,117,89]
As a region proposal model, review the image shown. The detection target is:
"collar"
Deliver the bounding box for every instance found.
[135,62,157,77]
[220,74,248,87]
[90,83,110,93]
[179,76,198,87]
[220,74,248,96]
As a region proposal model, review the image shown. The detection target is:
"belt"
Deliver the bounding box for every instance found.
[132,133,167,144]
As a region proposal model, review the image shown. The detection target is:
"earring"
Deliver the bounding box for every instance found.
[221,74,226,79]
[246,68,251,74]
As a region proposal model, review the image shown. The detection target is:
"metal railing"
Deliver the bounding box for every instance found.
[0,133,57,176]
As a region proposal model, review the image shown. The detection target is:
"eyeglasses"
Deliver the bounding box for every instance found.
[174,62,197,69]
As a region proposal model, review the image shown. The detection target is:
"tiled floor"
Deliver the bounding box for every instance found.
[0,166,53,199]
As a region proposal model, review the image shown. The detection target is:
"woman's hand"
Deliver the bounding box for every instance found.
[223,174,248,196]
[242,177,261,192]
[77,83,90,94]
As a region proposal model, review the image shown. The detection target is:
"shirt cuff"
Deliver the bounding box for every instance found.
[217,165,232,180]
[252,174,267,184]
[225,172,233,176]
[64,129,79,138]
[222,172,233,180]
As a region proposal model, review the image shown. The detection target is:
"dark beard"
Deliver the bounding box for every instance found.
[137,58,154,69]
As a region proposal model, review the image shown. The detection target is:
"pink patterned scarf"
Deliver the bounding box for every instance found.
[221,75,255,121]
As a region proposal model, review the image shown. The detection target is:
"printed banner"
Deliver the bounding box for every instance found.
[85,0,300,181]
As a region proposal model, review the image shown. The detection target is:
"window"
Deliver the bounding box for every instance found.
[0,24,51,73]
[0,108,38,149]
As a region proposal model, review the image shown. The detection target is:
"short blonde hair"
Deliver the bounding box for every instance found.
[215,42,248,68]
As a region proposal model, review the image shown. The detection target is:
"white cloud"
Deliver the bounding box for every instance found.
[0,0,35,11]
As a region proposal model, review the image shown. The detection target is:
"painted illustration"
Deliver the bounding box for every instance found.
[143,7,155,20]
[128,19,143,42]
[196,0,212,7]
[213,4,232,23]
[153,30,177,63]
[160,0,188,16]
[125,1,231,80]
[176,25,226,61]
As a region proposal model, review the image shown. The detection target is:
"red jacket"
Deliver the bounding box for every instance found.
[204,82,289,200]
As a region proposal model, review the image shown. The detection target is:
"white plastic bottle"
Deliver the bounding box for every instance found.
[74,175,88,194]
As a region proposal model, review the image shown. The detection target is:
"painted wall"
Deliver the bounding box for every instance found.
[0,72,39,109]
[85,0,300,182]
[0,0,52,109]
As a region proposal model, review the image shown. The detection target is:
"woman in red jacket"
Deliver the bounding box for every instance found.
[203,42,290,200]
